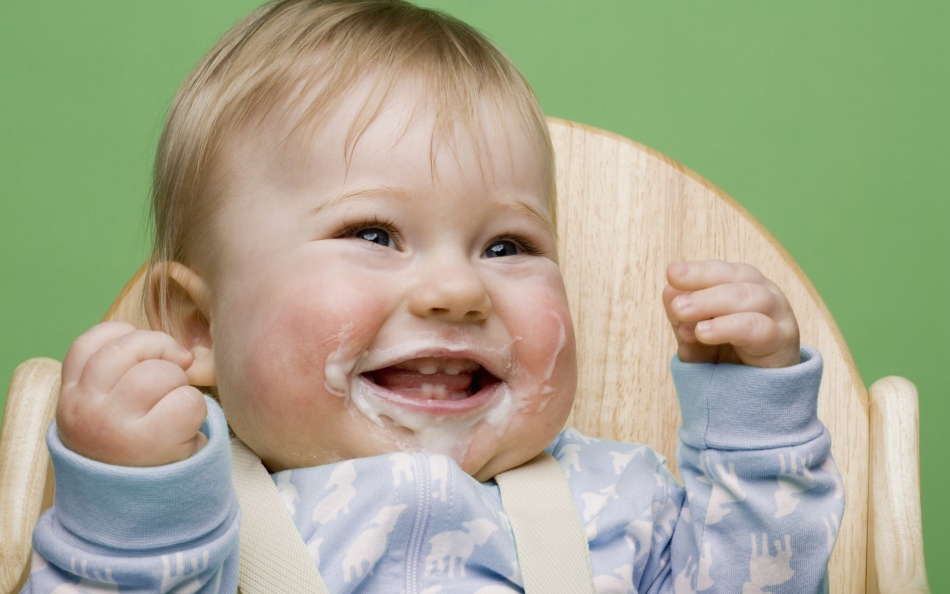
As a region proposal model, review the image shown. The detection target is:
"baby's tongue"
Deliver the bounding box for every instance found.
[372,368,472,401]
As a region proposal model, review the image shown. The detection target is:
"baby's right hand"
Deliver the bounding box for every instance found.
[56,321,208,466]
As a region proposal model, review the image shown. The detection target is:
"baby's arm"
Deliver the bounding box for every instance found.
[24,322,240,593]
[657,260,843,592]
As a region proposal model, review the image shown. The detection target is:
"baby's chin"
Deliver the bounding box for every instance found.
[452,423,564,482]
[281,428,536,481]
[347,416,511,479]
[256,431,552,483]
[364,394,574,481]
[241,387,571,478]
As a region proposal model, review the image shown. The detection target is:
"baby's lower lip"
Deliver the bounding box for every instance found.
[369,368,473,400]
[357,373,502,414]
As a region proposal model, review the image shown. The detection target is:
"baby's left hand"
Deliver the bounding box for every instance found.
[663,260,800,368]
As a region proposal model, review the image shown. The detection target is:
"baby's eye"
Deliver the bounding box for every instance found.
[355,227,392,247]
[336,218,400,249]
[484,239,520,258]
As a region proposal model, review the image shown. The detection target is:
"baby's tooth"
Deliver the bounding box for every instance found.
[419,361,438,375]
[444,358,472,375]
[422,383,448,400]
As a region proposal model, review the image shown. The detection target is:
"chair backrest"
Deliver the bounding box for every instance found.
[1,118,870,593]
[545,118,868,592]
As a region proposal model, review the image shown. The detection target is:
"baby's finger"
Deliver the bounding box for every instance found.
[675,339,720,364]
[662,284,701,345]
[110,359,192,416]
[669,282,785,324]
[62,322,137,387]
[138,386,209,465]
[78,330,193,396]
[693,311,785,354]
[667,260,765,292]
[662,284,692,322]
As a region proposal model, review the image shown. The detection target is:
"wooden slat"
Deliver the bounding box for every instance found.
[0,358,61,594]
[868,377,930,593]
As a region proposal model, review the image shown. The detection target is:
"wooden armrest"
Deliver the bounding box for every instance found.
[0,358,62,594]
[868,376,930,594]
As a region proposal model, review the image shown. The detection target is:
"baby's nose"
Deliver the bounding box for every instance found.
[408,263,492,322]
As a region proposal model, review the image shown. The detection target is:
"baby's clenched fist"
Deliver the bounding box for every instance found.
[663,260,800,368]
[57,321,208,466]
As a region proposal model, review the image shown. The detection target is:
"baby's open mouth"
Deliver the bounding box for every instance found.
[363,357,500,401]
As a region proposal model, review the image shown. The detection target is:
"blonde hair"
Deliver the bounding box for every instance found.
[150,0,555,323]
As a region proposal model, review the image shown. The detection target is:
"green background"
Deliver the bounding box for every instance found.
[1,1,946,588]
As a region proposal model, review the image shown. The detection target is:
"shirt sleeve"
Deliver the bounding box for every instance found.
[660,346,845,593]
[23,396,240,594]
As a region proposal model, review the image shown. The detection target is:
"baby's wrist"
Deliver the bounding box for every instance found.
[57,414,205,468]
[46,397,234,549]
[673,346,824,450]
[56,384,210,467]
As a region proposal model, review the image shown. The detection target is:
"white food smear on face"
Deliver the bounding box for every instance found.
[352,380,515,460]
[323,333,521,461]
[539,312,567,397]
[510,311,567,415]
[322,310,567,462]
[323,323,365,400]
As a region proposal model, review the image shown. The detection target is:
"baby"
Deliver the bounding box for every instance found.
[26,1,843,592]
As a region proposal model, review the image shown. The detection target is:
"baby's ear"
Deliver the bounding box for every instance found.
[145,262,216,387]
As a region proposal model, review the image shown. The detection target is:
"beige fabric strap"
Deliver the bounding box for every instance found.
[495,452,596,594]
[230,439,330,594]
[231,440,592,593]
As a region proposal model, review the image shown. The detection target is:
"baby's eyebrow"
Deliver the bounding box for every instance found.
[309,186,413,216]
[493,197,553,231]
[309,187,553,230]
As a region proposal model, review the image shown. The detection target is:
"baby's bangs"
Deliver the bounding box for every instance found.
[153,0,556,276]
[217,0,553,197]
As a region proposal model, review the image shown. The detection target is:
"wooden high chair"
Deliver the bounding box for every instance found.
[0,119,930,593]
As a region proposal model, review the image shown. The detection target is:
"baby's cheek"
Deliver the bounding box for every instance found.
[243,306,325,395]
[517,295,575,376]
[240,282,386,405]
[225,294,373,459]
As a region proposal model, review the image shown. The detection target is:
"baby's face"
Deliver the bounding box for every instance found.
[205,82,576,480]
